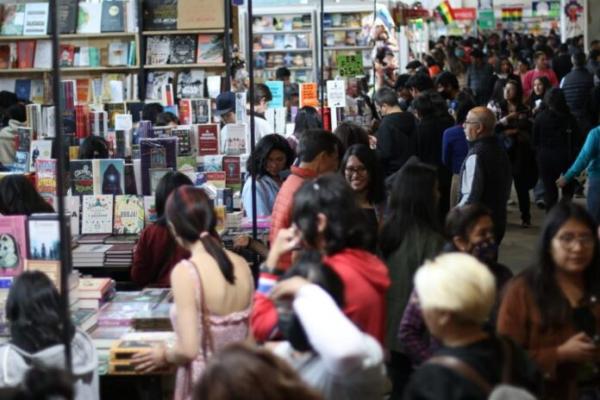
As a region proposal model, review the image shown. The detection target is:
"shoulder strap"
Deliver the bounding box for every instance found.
[185,260,215,358]
[427,355,493,396]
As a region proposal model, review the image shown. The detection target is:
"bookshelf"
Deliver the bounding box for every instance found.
[143,63,226,69]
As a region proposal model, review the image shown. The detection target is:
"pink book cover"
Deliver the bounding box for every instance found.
[0,216,27,277]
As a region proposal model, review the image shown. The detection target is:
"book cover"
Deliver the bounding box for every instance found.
[82,195,114,234]
[149,168,172,194]
[15,79,31,102]
[59,44,75,67]
[29,139,52,172]
[35,159,57,208]
[27,214,60,260]
[220,124,247,155]
[197,123,219,156]
[16,41,35,69]
[145,71,174,101]
[99,159,125,195]
[205,171,226,188]
[196,34,223,64]
[108,43,129,66]
[12,150,28,173]
[33,40,51,69]
[1,4,25,36]
[0,45,9,68]
[176,155,196,172]
[169,35,196,64]
[77,2,102,34]
[101,1,125,33]
[142,0,177,31]
[23,3,49,36]
[0,216,27,277]
[70,159,94,195]
[176,70,204,99]
[25,259,61,289]
[145,35,170,65]
[179,99,191,125]
[200,155,223,172]
[143,196,157,225]
[172,126,192,156]
[223,156,241,188]
[113,195,144,235]
[16,127,32,152]
[105,102,126,130]
[139,137,177,195]
[190,98,210,124]
[54,0,78,34]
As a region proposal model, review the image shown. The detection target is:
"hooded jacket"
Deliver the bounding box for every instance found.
[0,329,99,400]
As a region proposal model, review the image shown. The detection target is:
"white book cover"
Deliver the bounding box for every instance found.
[65,195,81,237]
[108,42,128,66]
[82,195,114,234]
[109,80,124,103]
[33,40,52,69]
[266,108,286,136]
[220,124,247,155]
[76,2,102,34]
[29,140,53,172]
[23,3,49,36]
[125,0,138,33]
[206,76,221,99]
[133,158,142,195]
[78,46,90,67]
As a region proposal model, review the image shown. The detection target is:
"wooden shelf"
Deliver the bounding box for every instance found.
[253,48,312,53]
[144,63,225,69]
[0,35,50,41]
[0,32,137,41]
[142,29,227,36]
[0,68,50,73]
[253,29,312,34]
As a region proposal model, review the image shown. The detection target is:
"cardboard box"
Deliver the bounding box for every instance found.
[177,0,224,29]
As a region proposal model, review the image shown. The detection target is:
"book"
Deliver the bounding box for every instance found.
[77,2,102,34]
[124,163,137,195]
[140,137,177,195]
[190,99,210,124]
[11,151,28,173]
[33,40,52,69]
[142,0,177,31]
[196,34,224,63]
[27,214,60,261]
[132,303,172,331]
[97,159,125,195]
[200,154,223,172]
[55,0,78,34]
[176,70,204,99]
[223,156,241,188]
[0,46,9,68]
[90,325,131,349]
[29,140,52,172]
[82,195,114,234]
[108,43,129,66]
[220,124,246,155]
[35,159,57,208]
[99,302,149,327]
[169,35,196,64]
[172,126,192,156]
[113,195,144,235]
[26,103,42,136]
[23,3,49,36]
[145,71,174,101]
[15,79,31,102]
[25,259,61,289]
[143,196,157,225]
[101,1,125,33]
[72,308,98,332]
[59,44,75,67]
[16,41,35,69]
[112,288,171,304]
[197,123,219,156]
[161,83,174,106]
[105,102,126,130]
[16,127,32,152]
[70,160,94,195]
[149,168,172,194]
[66,195,81,237]
[145,35,170,65]
[1,4,25,36]
[0,216,27,277]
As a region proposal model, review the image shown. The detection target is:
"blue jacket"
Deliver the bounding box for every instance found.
[241,174,281,219]
[442,125,468,175]
[565,126,600,181]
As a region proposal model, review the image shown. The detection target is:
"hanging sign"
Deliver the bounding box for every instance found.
[453,8,476,20]
[336,54,364,78]
[478,9,496,29]
[265,81,284,108]
[326,80,346,108]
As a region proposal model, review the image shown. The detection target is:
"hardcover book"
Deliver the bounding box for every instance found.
[59,44,75,67]
[70,159,94,195]
[196,34,223,64]
[149,168,172,194]
[169,35,196,64]
[176,70,204,99]
[15,79,31,102]
[142,0,177,31]
[27,214,60,261]
[143,196,157,225]
[113,195,144,235]
[101,1,125,33]
[1,4,25,36]
[55,0,78,34]
[96,159,125,195]
[23,3,49,36]
[35,158,57,208]
[0,216,27,277]
[190,98,210,124]
[140,137,177,195]
[197,123,219,156]
[76,2,102,34]
[33,40,52,69]
[29,139,52,172]
[145,35,170,65]
[16,40,35,69]
[25,259,61,289]
[82,195,114,234]
[223,156,241,188]
[108,43,129,66]
[220,123,246,155]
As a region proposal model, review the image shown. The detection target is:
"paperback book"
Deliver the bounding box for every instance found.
[70,160,94,195]
[35,159,57,208]
[113,195,144,235]
[27,214,60,261]
[196,34,223,63]
[0,216,27,277]
[82,195,114,234]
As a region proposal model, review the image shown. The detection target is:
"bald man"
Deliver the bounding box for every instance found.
[458,107,512,244]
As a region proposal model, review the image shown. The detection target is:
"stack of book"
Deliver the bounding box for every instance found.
[109,331,176,375]
[78,277,115,310]
[72,308,98,333]
[77,234,112,245]
[104,244,135,267]
[72,244,112,268]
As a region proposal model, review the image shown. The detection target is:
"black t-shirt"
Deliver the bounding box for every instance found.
[403,337,542,400]
[375,112,416,177]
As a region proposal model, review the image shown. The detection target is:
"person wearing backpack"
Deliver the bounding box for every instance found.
[533,88,579,211]
[403,253,541,400]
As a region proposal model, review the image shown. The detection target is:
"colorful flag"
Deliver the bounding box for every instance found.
[436,0,455,25]
[501,7,523,22]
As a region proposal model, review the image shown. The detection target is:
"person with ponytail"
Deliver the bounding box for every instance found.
[131,186,254,400]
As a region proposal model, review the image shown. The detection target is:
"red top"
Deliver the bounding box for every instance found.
[269,166,317,270]
[521,68,559,98]
[131,223,190,287]
[250,248,390,344]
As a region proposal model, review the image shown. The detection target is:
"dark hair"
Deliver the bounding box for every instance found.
[141,103,164,124]
[412,91,437,118]
[293,107,322,137]
[247,134,294,178]
[572,51,586,67]
[394,74,412,91]
[6,271,74,353]
[253,83,273,105]
[166,186,235,283]
[0,91,17,110]
[4,103,26,124]
[296,129,339,164]
[454,90,476,124]
[194,343,323,400]
[435,71,459,91]
[156,112,179,126]
[544,88,570,116]
[379,160,439,258]
[525,201,600,332]
[340,144,385,205]
[374,87,398,107]
[503,79,524,104]
[533,76,552,97]
[292,174,371,255]
[333,122,369,153]
[0,175,54,215]
[155,171,193,224]
[445,204,493,240]
[78,135,109,159]
[406,73,434,92]
[275,67,291,80]
[534,50,547,61]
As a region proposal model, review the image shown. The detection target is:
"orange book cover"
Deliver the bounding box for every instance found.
[300,82,319,107]
[76,78,90,104]
[17,40,35,68]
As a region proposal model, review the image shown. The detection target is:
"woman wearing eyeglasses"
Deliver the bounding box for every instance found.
[497,201,600,400]
[340,144,386,251]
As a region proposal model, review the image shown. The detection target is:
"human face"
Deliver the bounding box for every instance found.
[533,79,545,96]
[467,215,495,248]
[551,218,596,275]
[344,155,370,194]
[503,83,517,102]
[536,54,548,70]
[500,60,512,74]
[463,112,481,142]
[266,149,287,178]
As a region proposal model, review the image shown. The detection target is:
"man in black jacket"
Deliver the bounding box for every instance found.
[561,51,594,136]
[458,107,512,244]
[374,87,417,177]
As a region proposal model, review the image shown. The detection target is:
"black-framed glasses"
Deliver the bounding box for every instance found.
[344,166,368,176]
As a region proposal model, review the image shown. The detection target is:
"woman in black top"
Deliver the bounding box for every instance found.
[533,88,579,210]
[528,76,552,117]
[496,79,536,227]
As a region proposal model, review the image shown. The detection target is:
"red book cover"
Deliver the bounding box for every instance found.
[17,40,35,69]
[75,104,89,139]
[0,45,10,69]
[76,78,90,104]
[197,123,219,156]
[35,158,57,208]
[59,44,75,67]
[0,215,27,277]
[222,155,241,186]
[179,99,191,125]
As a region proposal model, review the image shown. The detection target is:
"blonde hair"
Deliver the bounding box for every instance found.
[414,253,496,324]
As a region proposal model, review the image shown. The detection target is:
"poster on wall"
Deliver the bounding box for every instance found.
[533,1,561,17]
[478,0,493,9]
[561,0,585,40]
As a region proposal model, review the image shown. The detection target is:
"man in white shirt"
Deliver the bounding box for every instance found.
[248,83,274,143]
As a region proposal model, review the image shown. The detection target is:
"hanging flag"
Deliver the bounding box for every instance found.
[501,7,523,22]
[436,0,455,25]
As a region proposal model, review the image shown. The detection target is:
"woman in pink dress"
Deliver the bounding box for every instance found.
[132,186,254,400]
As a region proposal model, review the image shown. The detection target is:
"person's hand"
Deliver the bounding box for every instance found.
[556,175,568,188]
[265,226,302,269]
[270,276,311,300]
[368,135,377,149]
[233,235,251,250]
[557,332,597,363]
[131,346,168,373]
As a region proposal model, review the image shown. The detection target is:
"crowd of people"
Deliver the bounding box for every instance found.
[3,30,600,400]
